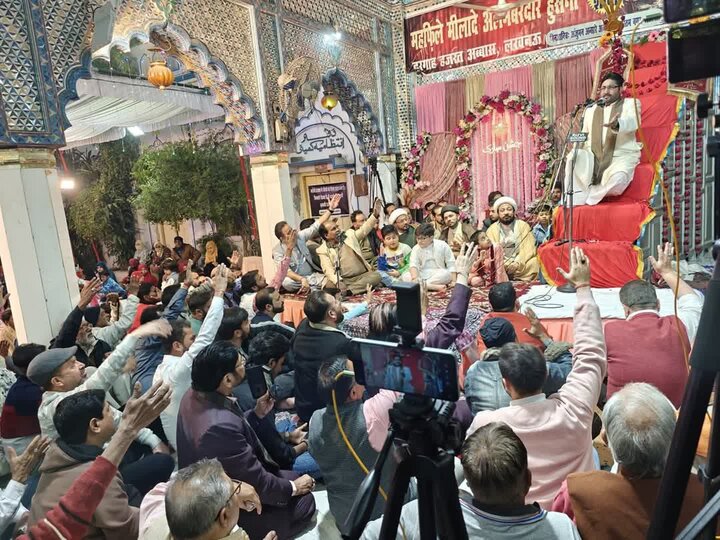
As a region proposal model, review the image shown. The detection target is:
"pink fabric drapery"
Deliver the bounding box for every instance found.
[415,83,447,134]
[410,133,460,207]
[444,79,467,131]
[470,108,538,221]
[554,55,593,117]
[484,66,533,98]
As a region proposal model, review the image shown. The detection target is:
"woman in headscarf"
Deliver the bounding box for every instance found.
[94,261,117,283]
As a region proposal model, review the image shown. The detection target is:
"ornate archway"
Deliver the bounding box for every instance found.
[322,68,384,157]
[51,4,264,146]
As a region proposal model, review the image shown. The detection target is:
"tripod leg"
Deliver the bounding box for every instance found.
[379,458,413,540]
[416,474,436,540]
[431,454,469,540]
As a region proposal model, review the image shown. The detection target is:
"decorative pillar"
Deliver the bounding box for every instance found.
[0,0,80,344]
[0,150,78,344]
[249,153,297,277]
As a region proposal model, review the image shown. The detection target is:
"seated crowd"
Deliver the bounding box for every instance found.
[0,188,707,539]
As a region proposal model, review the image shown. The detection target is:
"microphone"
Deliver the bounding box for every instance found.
[596,97,607,107]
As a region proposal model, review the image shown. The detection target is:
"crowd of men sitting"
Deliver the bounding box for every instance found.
[0,185,708,539]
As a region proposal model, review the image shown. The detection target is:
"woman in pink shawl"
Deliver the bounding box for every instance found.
[468,230,508,287]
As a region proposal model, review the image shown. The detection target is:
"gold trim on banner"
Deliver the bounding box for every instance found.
[0,148,57,169]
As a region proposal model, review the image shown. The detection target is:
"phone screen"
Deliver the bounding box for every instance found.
[246,366,274,400]
[354,338,459,401]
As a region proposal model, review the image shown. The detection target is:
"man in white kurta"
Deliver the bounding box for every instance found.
[566,72,642,206]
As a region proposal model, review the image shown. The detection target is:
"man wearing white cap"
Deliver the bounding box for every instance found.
[389,208,416,247]
[486,197,539,282]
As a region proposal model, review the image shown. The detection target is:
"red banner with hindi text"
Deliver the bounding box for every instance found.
[405,0,601,74]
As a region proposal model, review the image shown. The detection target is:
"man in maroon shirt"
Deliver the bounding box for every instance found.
[605,243,703,407]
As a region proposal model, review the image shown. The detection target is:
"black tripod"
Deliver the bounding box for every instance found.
[344,395,468,540]
[368,156,387,207]
[647,95,720,539]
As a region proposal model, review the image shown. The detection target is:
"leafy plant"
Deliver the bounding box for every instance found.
[67,137,140,263]
[132,140,247,235]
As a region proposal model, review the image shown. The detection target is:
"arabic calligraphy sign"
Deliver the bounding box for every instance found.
[297,127,347,154]
[308,182,350,217]
[405,0,600,74]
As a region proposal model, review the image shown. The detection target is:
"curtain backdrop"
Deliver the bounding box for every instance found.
[415,83,447,133]
[445,79,467,131]
[465,75,485,111]
[554,55,593,117]
[532,61,556,120]
[411,132,460,206]
[484,65,533,97]
[470,106,537,221]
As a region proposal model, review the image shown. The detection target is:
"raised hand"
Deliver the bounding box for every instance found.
[254,391,275,419]
[8,435,50,484]
[557,247,591,288]
[119,381,172,437]
[229,250,243,271]
[126,276,141,298]
[132,318,172,339]
[523,306,550,340]
[328,193,342,212]
[79,277,102,309]
[455,242,479,280]
[212,264,229,296]
[288,229,298,250]
[649,242,674,275]
[373,197,383,217]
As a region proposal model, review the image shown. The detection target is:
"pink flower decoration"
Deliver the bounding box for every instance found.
[481,95,491,104]
[464,113,477,123]
[499,90,510,100]
[453,126,464,136]
[536,127,547,137]
[537,161,548,173]
[531,103,542,114]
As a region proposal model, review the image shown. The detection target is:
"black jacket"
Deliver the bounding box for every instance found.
[52,307,111,368]
[291,319,352,422]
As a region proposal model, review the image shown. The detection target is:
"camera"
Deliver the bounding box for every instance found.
[350,282,460,402]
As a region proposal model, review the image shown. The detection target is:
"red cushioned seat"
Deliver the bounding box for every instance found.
[538,241,643,288]
[553,200,654,242]
[607,162,657,203]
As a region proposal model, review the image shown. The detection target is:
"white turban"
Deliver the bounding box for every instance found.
[493,196,517,212]
[388,208,408,225]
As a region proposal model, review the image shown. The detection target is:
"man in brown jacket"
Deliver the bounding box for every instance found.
[29,389,173,539]
[552,382,708,538]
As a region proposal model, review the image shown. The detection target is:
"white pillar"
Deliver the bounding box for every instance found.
[249,153,296,278]
[0,149,78,345]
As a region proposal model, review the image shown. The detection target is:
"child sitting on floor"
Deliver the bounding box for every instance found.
[409,223,457,291]
[532,205,553,246]
[468,230,508,287]
[377,225,412,286]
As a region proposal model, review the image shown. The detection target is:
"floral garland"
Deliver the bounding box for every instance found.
[400,131,432,208]
[454,90,557,218]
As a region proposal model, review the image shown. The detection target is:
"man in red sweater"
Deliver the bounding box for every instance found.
[605,243,703,407]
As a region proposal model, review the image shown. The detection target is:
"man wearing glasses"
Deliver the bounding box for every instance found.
[566,71,642,206]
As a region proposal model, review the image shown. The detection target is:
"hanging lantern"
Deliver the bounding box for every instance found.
[321,91,338,110]
[147,48,174,90]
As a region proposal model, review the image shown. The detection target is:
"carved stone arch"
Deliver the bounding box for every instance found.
[321,68,384,157]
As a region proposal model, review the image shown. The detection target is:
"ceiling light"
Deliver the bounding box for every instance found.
[127,126,144,136]
[60,178,76,190]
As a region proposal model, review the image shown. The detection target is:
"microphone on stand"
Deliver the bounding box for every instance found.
[596,97,607,107]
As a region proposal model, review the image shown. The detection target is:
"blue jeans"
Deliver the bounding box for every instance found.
[276,415,322,479]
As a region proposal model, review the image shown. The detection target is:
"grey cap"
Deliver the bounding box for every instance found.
[27,346,77,387]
